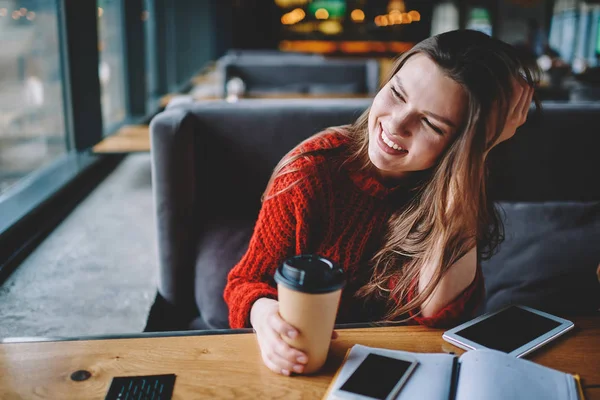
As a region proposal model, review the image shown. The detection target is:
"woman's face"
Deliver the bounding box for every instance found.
[368,54,468,182]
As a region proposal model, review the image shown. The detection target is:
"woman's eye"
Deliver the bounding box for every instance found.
[423,118,443,135]
[391,87,404,101]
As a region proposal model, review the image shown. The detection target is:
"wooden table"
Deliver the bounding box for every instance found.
[1,317,598,399]
[92,124,150,154]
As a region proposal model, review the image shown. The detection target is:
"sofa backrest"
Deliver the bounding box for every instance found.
[165,100,600,210]
[487,102,600,202]
[192,99,372,217]
[221,59,380,96]
[219,49,326,64]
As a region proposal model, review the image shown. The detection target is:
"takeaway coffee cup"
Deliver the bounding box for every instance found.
[274,254,345,374]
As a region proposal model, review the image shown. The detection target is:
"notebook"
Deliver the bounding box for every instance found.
[323,345,583,400]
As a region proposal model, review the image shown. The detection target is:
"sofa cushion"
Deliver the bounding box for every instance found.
[193,219,254,329]
[482,202,600,315]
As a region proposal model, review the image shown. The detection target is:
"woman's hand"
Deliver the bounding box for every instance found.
[250,298,308,376]
[487,77,535,152]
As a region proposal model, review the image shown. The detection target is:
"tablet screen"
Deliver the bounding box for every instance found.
[454,306,562,353]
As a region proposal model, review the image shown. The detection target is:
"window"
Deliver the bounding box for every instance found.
[430,1,459,36]
[0,0,67,196]
[144,0,164,107]
[466,7,492,37]
[97,0,127,132]
[594,8,600,62]
[549,8,579,64]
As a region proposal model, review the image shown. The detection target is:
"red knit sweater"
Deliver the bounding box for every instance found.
[224,130,484,329]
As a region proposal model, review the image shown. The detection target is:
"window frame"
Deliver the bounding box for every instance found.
[0,0,226,284]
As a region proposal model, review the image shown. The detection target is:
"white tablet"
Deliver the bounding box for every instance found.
[442,305,574,358]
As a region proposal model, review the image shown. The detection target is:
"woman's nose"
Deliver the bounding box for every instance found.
[389,111,413,137]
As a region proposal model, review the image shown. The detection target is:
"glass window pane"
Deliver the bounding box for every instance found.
[143,0,160,105]
[98,0,126,132]
[0,0,67,196]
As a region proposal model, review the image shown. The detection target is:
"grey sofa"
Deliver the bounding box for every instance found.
[220,57,380,97]
[146,99,600,332]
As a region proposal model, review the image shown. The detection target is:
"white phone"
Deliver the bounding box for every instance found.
[332,352,419,400]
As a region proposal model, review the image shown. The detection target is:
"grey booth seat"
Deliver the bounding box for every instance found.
[218,49,326,63]
[147,99,600,331]
[221,58,380,97]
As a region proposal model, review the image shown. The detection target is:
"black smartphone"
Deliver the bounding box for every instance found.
[333,353,419,400]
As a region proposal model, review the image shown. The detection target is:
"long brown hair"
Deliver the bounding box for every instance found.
[265,30,540,321]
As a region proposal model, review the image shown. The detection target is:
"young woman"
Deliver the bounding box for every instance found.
[224,29,538,375]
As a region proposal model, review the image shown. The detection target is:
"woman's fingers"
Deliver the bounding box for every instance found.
[510,78,527,112]
[487,77,534,152]
[261,328,307,374]
[261,352,291,376]
[265,313,308,362]
[263,343,301,373]
[509,77,533,129]
[270,347,305,373]
[265,327,307,364]
[515,84,533,122]
[268,312,299,339]
[525,86,534,113]
[253,300,308,376]
[257,335,306,376]
[518,87,534,126]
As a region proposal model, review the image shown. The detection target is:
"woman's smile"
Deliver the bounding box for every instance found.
[377,122,408,156]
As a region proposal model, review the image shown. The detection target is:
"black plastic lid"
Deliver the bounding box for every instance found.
[274,254,345,294]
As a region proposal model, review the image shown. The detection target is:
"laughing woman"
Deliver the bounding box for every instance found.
[224,29,539,375]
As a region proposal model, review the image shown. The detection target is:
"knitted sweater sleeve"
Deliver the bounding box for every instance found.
[223,166,317,329]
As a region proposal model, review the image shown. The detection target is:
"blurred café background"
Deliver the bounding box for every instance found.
[0,0,598,337]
